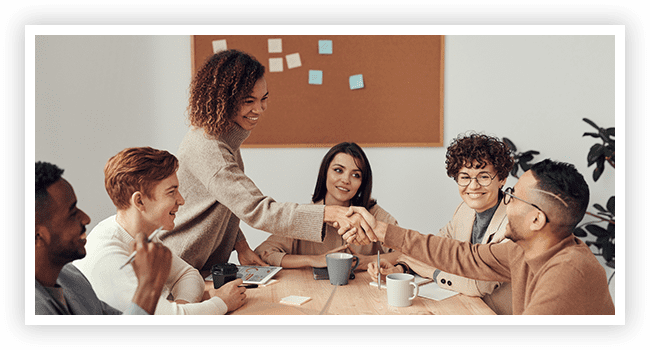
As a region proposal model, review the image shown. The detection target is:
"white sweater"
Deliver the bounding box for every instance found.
[74,215,228,315]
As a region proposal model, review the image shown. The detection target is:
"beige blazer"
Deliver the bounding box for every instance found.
[397,201,513,315]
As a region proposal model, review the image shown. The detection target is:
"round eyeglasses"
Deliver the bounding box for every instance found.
[455,171,497,187]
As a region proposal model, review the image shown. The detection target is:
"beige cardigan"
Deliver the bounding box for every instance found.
[397,201,513,315]
[254,201,397,266]
[160,126,325,275]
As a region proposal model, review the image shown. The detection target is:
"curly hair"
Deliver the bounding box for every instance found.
[104,147,179,210]
[188,49,265,137]
[445,133,514,180]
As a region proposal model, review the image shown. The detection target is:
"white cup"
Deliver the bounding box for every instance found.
[386,273,419,307]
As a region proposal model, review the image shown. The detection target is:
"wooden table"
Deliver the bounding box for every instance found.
[229,268,496,315]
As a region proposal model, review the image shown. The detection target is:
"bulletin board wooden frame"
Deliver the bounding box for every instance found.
[191,35,444,148]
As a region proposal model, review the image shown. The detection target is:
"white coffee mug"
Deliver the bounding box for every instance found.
[386,273,419,307]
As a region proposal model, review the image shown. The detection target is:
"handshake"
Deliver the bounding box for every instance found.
[326,206,385,246]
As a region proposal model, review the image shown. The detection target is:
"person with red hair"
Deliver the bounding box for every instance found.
[75,147,246,315]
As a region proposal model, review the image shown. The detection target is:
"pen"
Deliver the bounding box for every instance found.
[242,284,258,289]
[119,226,164,270]
[377,251,381,290]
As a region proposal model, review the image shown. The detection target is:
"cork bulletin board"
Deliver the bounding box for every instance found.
[191,35,444,148]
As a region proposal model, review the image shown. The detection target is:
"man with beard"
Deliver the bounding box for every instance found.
[346,159,614,314]
[35,161,172,315]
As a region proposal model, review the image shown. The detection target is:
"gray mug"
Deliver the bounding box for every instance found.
[326,252,359,285]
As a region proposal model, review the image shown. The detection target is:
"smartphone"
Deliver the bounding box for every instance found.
[312,267,355,280]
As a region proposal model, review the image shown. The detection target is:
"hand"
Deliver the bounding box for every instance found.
[325,206,376,245]
[129,232,172,314]
[235,240,268,266]
[367,259,401,283]
[345,206,388,243]
[208,278,247,312]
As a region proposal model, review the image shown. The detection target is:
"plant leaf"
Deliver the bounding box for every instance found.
[519,153,534,163]
[593,203,606,212]
[573,227,588,237]
[607,196,615,216]
[588,144,605,166]
[585,224,610,237]
[583,118,599,130]
[503,137,517,152]
[602,241,615,262]
[606,127,615,137]
[593,164,604,181]
[583,132,600,138]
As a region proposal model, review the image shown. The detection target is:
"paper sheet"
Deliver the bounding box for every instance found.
[268,38,282,53]
[211,39,227,53]
[318,40,333,54]
[269,57,283,72]
[309,70,323,85]
[286,53,302,69]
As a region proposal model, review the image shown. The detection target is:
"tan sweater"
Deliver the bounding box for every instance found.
[384,224,615,315]
[254,202,397,266]
[160,126,325,274]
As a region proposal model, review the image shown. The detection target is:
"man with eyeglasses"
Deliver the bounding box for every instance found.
[350,159,614,314]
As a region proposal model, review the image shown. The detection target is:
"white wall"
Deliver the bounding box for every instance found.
[35,35,615,296]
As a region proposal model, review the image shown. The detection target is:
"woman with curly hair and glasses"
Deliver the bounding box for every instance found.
[159,50,373,277]
[365,132,516,315]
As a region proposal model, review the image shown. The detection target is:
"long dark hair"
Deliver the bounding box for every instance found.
[312,142,377,209]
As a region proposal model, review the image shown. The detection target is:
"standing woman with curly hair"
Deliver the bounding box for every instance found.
[366,133,516,315]
[159,50,372,276]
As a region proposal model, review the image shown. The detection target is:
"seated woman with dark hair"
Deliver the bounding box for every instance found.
[254,142,400,270]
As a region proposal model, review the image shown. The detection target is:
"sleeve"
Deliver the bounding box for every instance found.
[153,295,228,315]
[369,204,398,254]
[165,248,205,303]
[384,224,512,283]
[123,303,148,315]
[193,142,325,243]
[253,234,296,266]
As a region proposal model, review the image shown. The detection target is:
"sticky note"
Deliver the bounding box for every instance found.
[286,53,302,69]
[211,39,227,53]
[269,58,283,72]
[280,295,311,306]
[308,70,323,85]
[268,38,282,53]
[318,40,333,54]
[349,74,364,90]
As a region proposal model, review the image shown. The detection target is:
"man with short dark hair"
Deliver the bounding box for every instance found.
[348,159,614,314]
[35,161,172,315]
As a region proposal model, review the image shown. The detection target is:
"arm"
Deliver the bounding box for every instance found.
[347,206,512,282]
[129,233,172,315]
[164,244,206,304]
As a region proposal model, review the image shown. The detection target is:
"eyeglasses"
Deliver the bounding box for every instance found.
[503,187,549,223]
[455,172,497,187]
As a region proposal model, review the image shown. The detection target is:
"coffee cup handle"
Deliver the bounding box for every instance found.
[409,282,419,301]
[351,255,360,271]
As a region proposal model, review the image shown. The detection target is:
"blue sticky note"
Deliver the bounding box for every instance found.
[319,40,333,54]
[309,70,323,85]
[349,74,364,90]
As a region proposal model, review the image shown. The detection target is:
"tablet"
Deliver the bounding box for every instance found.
[205,265,282,285]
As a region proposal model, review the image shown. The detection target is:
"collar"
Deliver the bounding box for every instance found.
[525,234,581,273]
[218,123,251,150]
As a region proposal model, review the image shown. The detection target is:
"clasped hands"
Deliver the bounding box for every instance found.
[329,205,380,246]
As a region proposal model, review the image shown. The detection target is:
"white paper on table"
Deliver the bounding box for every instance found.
[417,282,459,301]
